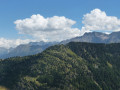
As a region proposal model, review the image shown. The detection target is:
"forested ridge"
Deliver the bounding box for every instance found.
[0,42,120,90]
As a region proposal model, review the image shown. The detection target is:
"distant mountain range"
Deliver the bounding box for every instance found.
[1,31,120,59]
[0,47,9,56]
[0,41,58,59]
[61,31,120,44]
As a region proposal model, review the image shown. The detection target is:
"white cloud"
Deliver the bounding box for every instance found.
[0,38,35,49]
[82,8,120,32]
[3,9,120,49]
[14,14,81,42]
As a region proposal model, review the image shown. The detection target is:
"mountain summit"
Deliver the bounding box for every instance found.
[61,31,120,44]
[1,31,120,59]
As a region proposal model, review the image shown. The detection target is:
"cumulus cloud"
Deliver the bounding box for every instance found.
[0,38,35,49]
[14,14,81,42]
[3,8,120,48]
[82,8,120,32]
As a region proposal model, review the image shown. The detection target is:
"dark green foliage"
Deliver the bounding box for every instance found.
[0,42,120,90]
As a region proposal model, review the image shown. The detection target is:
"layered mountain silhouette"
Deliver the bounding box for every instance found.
[0,47,9,56]
[1,31,120,59]
[0,41,58,59]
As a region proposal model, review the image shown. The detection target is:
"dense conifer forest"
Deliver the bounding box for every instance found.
[0,42,120,90]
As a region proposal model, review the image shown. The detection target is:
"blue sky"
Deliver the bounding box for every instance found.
[0,0,120,48]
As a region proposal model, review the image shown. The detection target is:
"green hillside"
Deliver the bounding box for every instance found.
[0,42,120,90]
